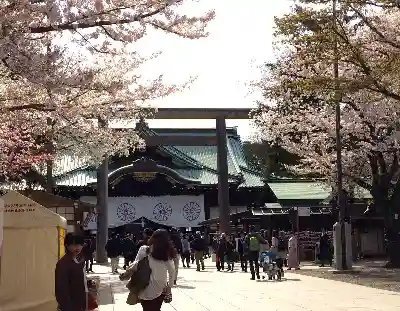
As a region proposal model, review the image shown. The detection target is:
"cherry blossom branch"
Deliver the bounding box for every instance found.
[331,17,400,101]
[348,3,400,50]
[30,6,166,33]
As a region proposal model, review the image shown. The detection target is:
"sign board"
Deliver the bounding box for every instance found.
[297,206,311,217]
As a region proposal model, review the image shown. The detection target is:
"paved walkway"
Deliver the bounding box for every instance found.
[94,259,400,311]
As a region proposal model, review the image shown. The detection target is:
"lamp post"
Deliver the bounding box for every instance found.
[332,0,348,270]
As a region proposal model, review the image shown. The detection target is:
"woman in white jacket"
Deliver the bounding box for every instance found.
[133,229,176,311]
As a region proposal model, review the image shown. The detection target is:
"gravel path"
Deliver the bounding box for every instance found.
[292,262,400,292]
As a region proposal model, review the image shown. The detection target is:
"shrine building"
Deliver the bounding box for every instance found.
[50,125,266,231]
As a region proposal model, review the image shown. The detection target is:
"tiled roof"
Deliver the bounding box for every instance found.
[55,170,97,186]
[267,182,332,200]
[175,169,238,184]
[173,145,240,176]
[50,126,265,188]
[239,169,265,188]
[34,155,89,177]
[53,168,239,187]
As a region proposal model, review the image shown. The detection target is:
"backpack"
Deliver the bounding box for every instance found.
[248,236,259,251]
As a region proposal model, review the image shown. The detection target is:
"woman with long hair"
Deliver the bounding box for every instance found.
[134,229,176,311]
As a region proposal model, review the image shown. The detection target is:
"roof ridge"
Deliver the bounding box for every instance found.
[226,138,242,175]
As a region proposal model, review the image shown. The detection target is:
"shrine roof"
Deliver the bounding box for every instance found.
[50,127,265,188]
[265,180,372,201]
[267,182,332,200]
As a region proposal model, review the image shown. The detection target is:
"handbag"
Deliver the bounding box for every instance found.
[120,247,151,306]
[127,247,151,291]
[163,286,172,303]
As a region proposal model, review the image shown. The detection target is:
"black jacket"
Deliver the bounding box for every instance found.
[105,237,121,258]
[122,237,136,255]
[55,254,87,311]
[191,237,206,252]
[171,233,182,254]
[217,239,228,255]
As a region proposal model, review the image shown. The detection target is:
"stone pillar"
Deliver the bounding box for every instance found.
[216,116,230,233]
[333,221,353,270]
[96,156,109,263]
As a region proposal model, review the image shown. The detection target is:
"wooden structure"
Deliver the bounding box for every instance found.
[19,190,94,232]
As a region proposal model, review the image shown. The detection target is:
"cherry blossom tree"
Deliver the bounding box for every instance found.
[252,0,400,266]
[0,122,50,181]
[0,0,214,181]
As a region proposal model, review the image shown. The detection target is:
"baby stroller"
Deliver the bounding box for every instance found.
[259,251,284,280]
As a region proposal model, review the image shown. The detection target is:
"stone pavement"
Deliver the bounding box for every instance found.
[93,259,400,311]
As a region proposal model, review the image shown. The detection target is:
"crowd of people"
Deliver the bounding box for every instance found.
[101,228,210,277]
[55,227,211,311]
[212,226,300,280]
[55,226,332,311]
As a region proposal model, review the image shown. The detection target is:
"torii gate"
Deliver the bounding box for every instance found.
[95,108,251,262]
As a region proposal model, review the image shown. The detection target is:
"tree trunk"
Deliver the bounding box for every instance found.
[384,210,400,268]
[385,230,400,268]
[384,181,400,268]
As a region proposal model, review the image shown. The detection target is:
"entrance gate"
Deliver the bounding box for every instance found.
[95,108,250,262]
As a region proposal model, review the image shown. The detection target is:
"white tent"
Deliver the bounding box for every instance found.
[0,190,67,311]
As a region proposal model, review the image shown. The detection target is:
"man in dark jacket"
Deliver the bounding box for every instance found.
[238,232,248,272]
[122,234,136,270]
[216,233,228,271]
[82,235,95,273]
[55,233,87,311]
[191,231,206,271]
[105,234,121,274]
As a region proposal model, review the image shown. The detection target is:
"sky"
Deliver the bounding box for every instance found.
[136,0,293,139]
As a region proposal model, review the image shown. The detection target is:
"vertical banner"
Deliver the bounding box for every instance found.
[0,198,4,280]
[58,227,65,259]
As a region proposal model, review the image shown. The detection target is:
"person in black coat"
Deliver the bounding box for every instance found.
[216,234,228,271]
[82,236,95,273]
[191,231,206,271]
[122,234,136,270]
[225,235,235,272]
[319,232,332,267]
[105,234,121,274]
[238,232,248,272]
[55,233,87,311]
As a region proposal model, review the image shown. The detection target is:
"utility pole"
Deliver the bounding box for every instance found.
[332,0,347,270]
